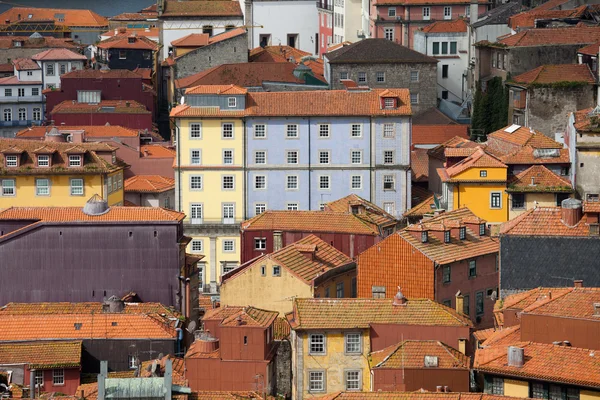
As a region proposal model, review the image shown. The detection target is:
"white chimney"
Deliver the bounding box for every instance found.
[470,0,479,25]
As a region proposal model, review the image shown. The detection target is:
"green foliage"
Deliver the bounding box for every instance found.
[470,77,508,140]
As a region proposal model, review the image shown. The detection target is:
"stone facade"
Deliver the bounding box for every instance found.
[273,339,292,398]
[172,32,248,80]
[329,62,437,115]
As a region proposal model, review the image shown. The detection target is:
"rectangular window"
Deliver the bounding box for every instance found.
[442,65,449,78]
[128,355,137,369]
[345,333,361,353]
[433,42,439,55]
[410,93,418,104]
[53,369,64,385]
[46,63,54,75]
[223,240,234,252]
[119,51,126,59]
[336,282,344,298]
[32,107,41,120]
[463,294,470,316]
[388,7,396,16]
[512,193,525,210]
[351,124,362,137]
[222,203,235,222]
[309,334,325,354]
[286,175,298,190]
[376,72,385,82]
[254,124,266,138]
[480,170,488,177]
[340,71,348,81]
[309,371,325,392]
[383,175,394,190]
[254,238,266,250]
[287,150,298,164]
[4,89,11,97]
[372,286,386,298]
[358,72,366,83]
[190,175,203,190]
[351,175,362,190]
[2,179,15,196]
[286,124,298,138]
[383,123,394,137]
[190,123,202,138]
[469,260,477,278]
[444,6,451,19]
[384,98,395,108]
[37,155,49,167]
[227,97,236,108]
[490,192,502,209]
[384,27,394,41]
[190,150,201,165]
[476,291,484,316]
[17,88,24,97]
[318,124,330,138]
[5,155,17,167]
[59,63,67,75]
[190,204,203,223]
[222,123,233,138]
[384,150,394,164]
[35,370,43,386]
[70,178,84,196]
[441,42,448,54]
[191,239,203,253]
[223,150,233,165]
[450,41,457,54]
[255,203,266,215]
[345,370,360,391]
[255,175,266,189]
[319,175,330,189]
[287,202,299,211]
[423,6,430,19]
[273,265,281,276]
[254,151,266,164]
[222,175,234,190]
[410,70,419,82]
[36,178,50,196]
[68,155,81,167]
[351,150,362,164]
[443,265,451,283]
[32,88,39,96]
[17,107,26,121]
[318,150,330,164]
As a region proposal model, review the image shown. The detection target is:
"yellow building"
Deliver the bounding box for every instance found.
[506,165,574,220]
[438,147,509,223]
[171,85,247,293]
[0,138,124,207]
[220,235,355,315]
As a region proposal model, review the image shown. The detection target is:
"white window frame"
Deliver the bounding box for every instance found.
[128,355,137,369]
[2,179,15,196]
[351,175,362,190]
[357,72,366,83]
[350,124,362,138]
[286,124,299,138]
[191,239,203,253]
[222,122,234,139]
[222,149,234,165]
[318,150,330,164]
[423,6,430,19]
[383,123,395,138]
[52,369,64,386]
[388,7,396,16]
[490,191,502,209]
[70,178,84,196]
[254,175,267,190]
[410,93,419,104]
[351,150,362,164]
[37,154,49,167]
[222,175,235,190]
[254,237,267,250]
[36,178,50,196]
[384,150,394,164]
[46,63,54,76]
[287,202,299,211]
[227,97,236,108]
[376,72,386,83]
[223,239,235,252]
[318,124,330,138]
[309,333,326,355]
[190,149,201,165]
[286,175,299,190]
[319,175,330,190]
[190,123,202,139]
[255,203,266,215]
[17,107,26,121]
[68,155,81,167]
[383,98,394,108]
[345,370,361,391]
[3,108,11,122]
[308,370,325,393]
[32,107,41,120]
[339,71,348,81]
[34,370,43,386]
[383,175,395,191]
[5,155,17,167]
[345,333,362,353]
[222,203,235,223]
[190,175,203,191]
[444,6,452,19]
[286,150,299,164]
[254,150,267,164]
[254,124,266,138]
[410,70,419,82]
[190,203,203,223]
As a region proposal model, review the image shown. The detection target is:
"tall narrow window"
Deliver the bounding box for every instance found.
[32,107,41,120]
[191,150,201,165]
[3,108,11,121]
[52,369,64,385]
[18,108,26,120]
[36,178,50,196]
[190,123,202,138]
[70,178,84,196]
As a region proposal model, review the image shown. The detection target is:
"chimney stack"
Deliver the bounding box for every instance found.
[561,198,583,227]
[393,287,407,306]
[470,0,479,24]
[507,346,524,368]
[574,280,583,288]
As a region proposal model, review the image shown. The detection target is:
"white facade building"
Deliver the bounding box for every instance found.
[333,0,369,44]
[31,49,86,89]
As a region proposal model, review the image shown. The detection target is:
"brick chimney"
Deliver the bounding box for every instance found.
[574,280,583,288]
[561,198,583,227]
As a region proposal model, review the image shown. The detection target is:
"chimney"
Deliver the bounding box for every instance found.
[594,303,600,316]
[71,130,85,143]
[470,0,479,24]
[103,295,125,313]
[455,291,464,315]
[561,198,583,227]
[114,28,118,35]
[126,101,131,107]
[296,244,317,261]
[273,231,283,252]
[393,287,407,306]
[507,346,524,368]
[574,280,583,288]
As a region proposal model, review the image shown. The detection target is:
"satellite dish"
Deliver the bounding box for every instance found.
[186,321,197,333]
[491,291,498,301]
[180,96,185,105]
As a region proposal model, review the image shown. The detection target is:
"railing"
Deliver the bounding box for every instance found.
[0,119,41,127]
[2,95,43,103]
[316,0,333,10]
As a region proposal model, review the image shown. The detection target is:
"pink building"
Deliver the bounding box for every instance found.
[317,0,333,56]
[370,0,489,48]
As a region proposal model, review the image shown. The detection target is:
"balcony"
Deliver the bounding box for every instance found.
[1,95,44,103]
[375,15,403,22]
[316,0,333,10]
[0,120,42,128]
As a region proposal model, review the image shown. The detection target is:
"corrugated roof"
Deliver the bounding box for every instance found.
[0,341,82,368]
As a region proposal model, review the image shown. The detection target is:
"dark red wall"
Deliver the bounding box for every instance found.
[520,314,600,350]
[50,112,152,131]
[240,230,379,263]
[435,254,499,329]
[185,358,270,391]
[24,367,80,395]
[220,326,272,361]
[370,324,471,354]
[373,368,470,392]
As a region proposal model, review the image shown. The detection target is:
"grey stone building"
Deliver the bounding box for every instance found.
[324,39,438,115]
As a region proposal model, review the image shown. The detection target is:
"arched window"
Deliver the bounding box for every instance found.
[18,108,26,121]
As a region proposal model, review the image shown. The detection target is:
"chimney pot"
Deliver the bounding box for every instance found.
[507,346,524,368]
[393,286,407,306]
[574,280,583,288]
[561,198,583,227]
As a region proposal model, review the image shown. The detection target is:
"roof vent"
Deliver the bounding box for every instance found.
[507,346,524,368]
[393,286,407,306]
[424,355,439,367]
[103,295,125,313]
[82,194,110,216]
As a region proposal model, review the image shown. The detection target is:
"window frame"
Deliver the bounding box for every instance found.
[350,124,362,138]
[272,265,281,276]
[37,154,50,167]
[34,370,44,386]
[344,332,361,354]
[344,369,362,391]
[410,93,419,104]
[357,72,366,83]
[2,179,16,196]
[222,149,234,165]
[286,150,299,164]
[222,175,235,190]
[512,193,525,210]
[191,239,203,253]
[190,149,202,165]
[383,150,394,164]
[119,50,127,59]
[468,260,477,278]
[286,174,299,190]
[286,124,299,138]
[383,123,395,138]
[442,265,451,283]
[227,97,236,108]
[68,155,82,167]
[318,150,330,164]
[254,175,267,190]
[383,175,395,190]
[388,7,396,17]
[351,175,362,190]
[52,369,64,386]
[5,155,17,167]
[309,333,326,355]
[70,178,84,196]
[190,123,202,139]
[410,70,419,82]
[222,239,235,253]
[476,291,485,316]
[443,6,452,19]
[319,175,330,190]
[254,237,267,250]
[308,370,326,393]
[376,71,385,83]
[35,178,50,196]
[254,150,267,165]
[190,175,203,191]
[221,122,234,139]
[318,124,330,138]
[351,150,362,164]
[490,191,502,209]
[255,203,266,215]
[423,6,430,19]
[254,124,267,138]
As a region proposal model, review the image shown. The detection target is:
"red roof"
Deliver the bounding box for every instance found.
[61,69,143,79]
[124,175,175,193]
[140,144,176,158]
[0,75,41,85]
[421,18,468,34]
[12,58,40,71]
[511,64,596,86]
[101,27,159,39]
[32,48,86,61]
[249,45,312,63]
[499,207,594,237]
[16,125,139,139]
[376,0,488,5]
[0,205,184,223]
[51,100,150,114]
[202,305,278,329]
[370,340,470,369]
[578,42,600,56]
[0,36,75,49]
[185,84,248,95]
[97,35,158,51]
[412,124,469,145]
[324,194,397,227]
[171,33,209,47]
[508,5,588,30]
[0,7,108,27]
[0,341,82,369]
[507,165,572,193]
[439,148,506,182]
[497,26,600,47]
[161,0,243,17]
[411,148,429,182]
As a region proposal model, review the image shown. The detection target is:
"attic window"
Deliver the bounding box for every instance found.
[74,323,82,330]
[13,41,22,47]
[444,231,450,243]
[424,355,439,367]
[69,155,81,167]
[459,227,466,240]
[228,97,236,108]
[38,154,50,167]
[128,37,135,43]
[479,223,486,236]
[5,155,17,167]
[421,231,428,243]
[111,321,118,326]
[383,98,395,109]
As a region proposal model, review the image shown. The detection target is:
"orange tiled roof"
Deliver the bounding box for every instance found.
[439,148,506,181]
[573,107,597,131]
[578,42,600,56]
[101,27,159,40]
[185,84,248,95]
[499,207,593,236]
[369,340,469,369]
[0,205,184,223]
[0,341,81,368]
[507,165,572,193]
[412,125,469,145]
[273,317,291,340]
[172,33,209,47]
[508,5,588,30]
[0,301,180,316]
[249,45,312,63]
[499,146,570,165]
[0,137,123,175]
[511,64,595,86]
[97,35,158,51]
[51,100,150,114]
[32,48,86,61]
[403,194,436,218]
[475,341,600,389]
[206,27,246,45]
[190,392,270,400]
[109,12,158,21]
[16,125,139,138]
[497,26,600,47]
[0,7,108,27]
[288,297,472,330]
[202,305,278,328]
[421,18,468,34]
[482,325,521,347]
[315,394,528,400]
[472,327,497,344]
[583,200,600,213]
[124,175,175,193]
[61,69,143,79]
[139,355,186,385]
[12,58,40,71]
[411,148,429,183]
[140,144,176,158]
[427,136,480,161]
[161,0,243,17]
[0,36,75,49]
[324,194,397,227]
[241,210,379,235]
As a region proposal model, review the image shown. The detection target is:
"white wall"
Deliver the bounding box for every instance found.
[252,0,319,55]
[344,0,363,41]
[37,60,84,89]
[16,69,42,82]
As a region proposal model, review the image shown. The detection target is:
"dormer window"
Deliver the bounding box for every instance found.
[479,223,486,236]
[5,155,17,167]
[421,231,428,243]
[13,40,22,47]
[228,97,236,108]
[69,155,82,167]
[37,154,50,167]
[128,37,136,43]
[383,98,396,109]
[459,227,466,240]
[444,231,450,243]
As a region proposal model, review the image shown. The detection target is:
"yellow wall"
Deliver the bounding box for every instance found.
[220,257,313,315]
[106,171,124,206]
[503,379,529,398]
[300,330,370,398]
[174,47,194,58]
[314,270,356,298]
[508,192,572,220]
[0,174,122,207]
[451,167,509,223]
[581,390,600,400]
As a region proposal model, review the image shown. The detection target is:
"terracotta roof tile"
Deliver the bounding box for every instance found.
[51,100,150,114]
[411,149,429,183]
[583,200,600,213]
[0,36,75,50]
[316,394,527,400]
[578,42,600,56]
[241,210,379,235]
[171,33,209,47]
[512,64,595,85]
[427,136,480,161]
[421,19,468,34]
[140,144,176,158]
[124,175,175,193]
[0,7,108,27]
[12,58,40,71]
[0,75,41,85]
[499,146,570,165]
[0,301,179,316]
[375,0,488,5]
[273,317,291,340]
[97,35,158,51]
[288,297,472,330]
[161,0,243,17]
[249,45,312,63]
[499,207,593,236]
[412,125,469,146]
[32,48,86,61]
[507,165,572,193]
[0,137,122,175]
[139,355,186,385]
[61,69,143,79]
[472,327,497,344]
[16,125,139,138]
[497,26,600,47]
[482,325,521,346]
[101,27,159,40]
[109,12,158,21]
[0,341,81,368]
[440,148,506,181]
[508,5,588,30]
[185,84,248,95]
[369,340,470,369]
[324,194,397,227]
[403,194,436,218]
[190,392,270,400]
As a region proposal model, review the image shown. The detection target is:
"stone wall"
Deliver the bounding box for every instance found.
[273,339,292,399]
[329,62,437,115]
[508,45,581,77]
[0,47,58,64]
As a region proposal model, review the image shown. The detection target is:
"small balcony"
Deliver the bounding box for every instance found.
[316,0,333,10]
[1,95,43,103]
[0,120,42,127]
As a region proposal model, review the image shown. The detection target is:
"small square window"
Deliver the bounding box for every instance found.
[319,175,330,189]
[383,98,394,109]
[410,70,419,82]
[190,176,203,190]
[384,150,394,164]
[480,170,488,178]
[351,175,362,189]
[53,369,64,385]
[5,155,17,167]
[254,151,266,164]
[372,286,386,298]
[222,123,234,138]
[318,124,330,138]
[287,202,299,211]
[286,124,298,138]
[319,151,330,164]
[228,97,236,108]
[254,124,266,138]
[383,175,394,190]
[223,240,235,252]
[191,150,201,165]
[388,7,396,16]
[222,175,234,190]
[37,155,49,167]
[191,239,203,253]
[351,124,362,137]
[376,72,385,82]
[340,71,348,81]
[358,72,366,83]
[351,150,362,164]
[273,265,281,276]
[287,175,298,190]
[255,203,266,215]
[512,193,525,210]
[254,238,266,250]
[190,123,202,138]
[119,51,127,59]
[287,150,298,164]
[69,155,81,167]
[255,175,266,189]
[309,334,325,354]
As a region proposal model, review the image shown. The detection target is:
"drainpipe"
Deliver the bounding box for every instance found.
[243,118,247,220]
[29,369,35,399]
[175,119,182,212]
